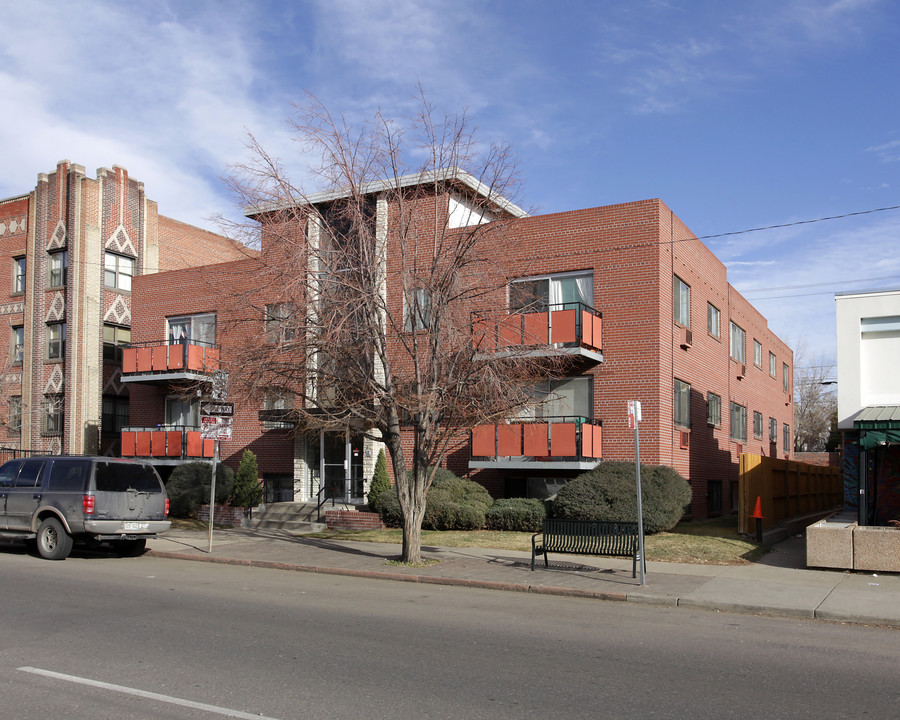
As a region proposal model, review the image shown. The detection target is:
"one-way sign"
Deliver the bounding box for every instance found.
[200,401,234,417]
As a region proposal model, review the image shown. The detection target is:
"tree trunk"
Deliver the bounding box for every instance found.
[401,500,425,564]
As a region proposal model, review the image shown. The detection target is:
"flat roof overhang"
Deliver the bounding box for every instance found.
[469,459,600,471]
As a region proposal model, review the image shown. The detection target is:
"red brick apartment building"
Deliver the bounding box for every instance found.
[0,161,249,457]
[120,172,793,519]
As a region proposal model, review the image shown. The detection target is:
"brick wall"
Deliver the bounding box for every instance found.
[198,504,245,526]
[325,509,384,531]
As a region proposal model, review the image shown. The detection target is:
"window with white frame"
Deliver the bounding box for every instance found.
[48,250,67,287]
[674,379,690,427]
[103,324,131,361]
[44,394,63,435]
[11,326,23,366]
[167,313,216,346]
[47,322,66,360]
[730,322,745,363]
[509,271,593,313]
[783,363,790,393]
[753,340,762,367]
[707,392,721,426]
[730,401,747,442]
[403,288,431,332]
[13,257,25,294]
[673,276,690,327]
[753,411,763,439]
[769,351,777,378]
[783,423,791,452]
[707,303,720,337]
[104,252,135,291]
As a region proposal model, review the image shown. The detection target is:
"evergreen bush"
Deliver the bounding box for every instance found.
[366,448,391,512]
[166,462,235,518]
[373,469,494,530]
[552,460,691,534]
[484,498,546,532]
[230,450,261,509]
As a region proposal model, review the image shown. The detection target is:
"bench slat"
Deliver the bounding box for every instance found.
[532,519,643,577]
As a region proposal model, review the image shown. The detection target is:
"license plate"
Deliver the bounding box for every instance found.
[124,521,148,531]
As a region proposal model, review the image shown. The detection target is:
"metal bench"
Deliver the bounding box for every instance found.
[531,519,644,577]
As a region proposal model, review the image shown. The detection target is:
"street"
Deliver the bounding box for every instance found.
[0,545,897,719]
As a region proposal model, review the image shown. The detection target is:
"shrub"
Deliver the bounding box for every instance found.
[367,448,391,512]
[552,460,691,534]
[485,498,546,532]
[373,469,494,530]
[230,450,261,509]
[375,486,402,527]
[166,462,235,518]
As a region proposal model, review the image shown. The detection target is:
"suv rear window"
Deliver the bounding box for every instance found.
[95,462,162,493]
[47,459,91,492]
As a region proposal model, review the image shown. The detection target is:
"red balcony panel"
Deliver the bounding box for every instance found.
[135,431,152,456]
[498,315,522,347]
[136,347,152,372]
[202,439,215,458]
[550,423,577,457]
[166,431,183,457]
[497,424,522,456]
[187,345,203,371]
[590,424,603,458]
[581,424,602,458]
[186,431,203,457]
[151,431,167,456]
[522,312,549,345]
[523,423,549,456]
[168,345,184,370]
[204,347,220,371]
[151,345,168,372]
[591,315,603,351]
[122,348,137,374]
[121,431,136,456]
[550,309,576,344]
[472,425,496,457]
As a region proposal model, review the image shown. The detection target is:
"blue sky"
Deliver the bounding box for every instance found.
[1,0,898,370]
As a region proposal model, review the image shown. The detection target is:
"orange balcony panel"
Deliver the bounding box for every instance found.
[591,315,603,350]
[186,345,202,371]
[122,348,137,374]
[591,425,603,458]
[151,345,169,372]
[522,312,549,345]
[202,438,215,458]
[151,431,167,457]
[523,424,549,457]
[166,431,183,457]
[498,315,522,348]
[497,424,522,456]
[550,309,576,344]
[473,317,495,351]
[550,423,577,457]
[472,425,496,457]
[136,347,152,372]
[186,431,203,457]
[135,431,152,456]
[168,345,184,370]
[582,424,602,458]
[121,431,136,456]
[204,347,220,372]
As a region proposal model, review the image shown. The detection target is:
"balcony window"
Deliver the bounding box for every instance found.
[104,252,134,291]
[524,376,592,420]
[730,402,747,442]
[47,322,66,361]
[103,324,131,361]
[509,271,593,313]
[165,396,199,428]
[673,276,690,328]
[674,379,690,427]
[48,250,67,287]
[167,313,216,346]
[13,256,25,294]
[730,322,745,363]
[707,303,720,337]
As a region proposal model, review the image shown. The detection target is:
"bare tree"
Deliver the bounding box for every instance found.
[220,91,563,563]
[793,341,837,452]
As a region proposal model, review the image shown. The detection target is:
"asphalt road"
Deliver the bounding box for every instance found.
[0,544,897,719]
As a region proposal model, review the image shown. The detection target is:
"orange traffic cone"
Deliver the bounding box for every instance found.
[751,496,765,519]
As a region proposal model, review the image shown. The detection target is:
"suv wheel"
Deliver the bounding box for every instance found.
[36,517,74,560]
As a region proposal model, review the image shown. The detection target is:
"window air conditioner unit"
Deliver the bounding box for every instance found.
[738,364,746,379]
[680,327,693,349]
[680,431,690,449]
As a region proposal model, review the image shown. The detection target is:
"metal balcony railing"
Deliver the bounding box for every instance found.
[121,426,215,459]
[472,301,602,356]
[470,416,602,462]
[121,339,220,379]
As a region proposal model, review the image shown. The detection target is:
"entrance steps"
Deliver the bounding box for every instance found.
[247,502,330,534]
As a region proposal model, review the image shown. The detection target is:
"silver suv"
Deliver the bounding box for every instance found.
[0,456,170,560]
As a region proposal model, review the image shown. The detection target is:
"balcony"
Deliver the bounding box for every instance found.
[473,302,603,365]
[121,340,220,385]
[121,426,215,464]
[469,416,602,471]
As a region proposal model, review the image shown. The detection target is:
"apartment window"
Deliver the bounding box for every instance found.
[509,271,593,313]
[404,288,431,332]
[165,396,199,428]
[673,276,690,327]
[13,257,25,294]
[753,411,763,439]
[263,391,294,430]
[707,392,721,426]
[769,352,777,378]
[265,303,297,342]
[730,322,745,363]
[104,252,135,291]
[707,303,720,337]
[753,340,762,367]
[101,396,129,434]
[103,324,131,361]
[11,326,23,366]
[783,423,791,452]
[167,313,216,346]
[522,376,592,420]
[769,417,777,443]
[48,250,67,287]
[44,394,63,435]
[47,322,66,360]
[8,395,21,432]
[674,379,691,427]
[783,363,790,393]
[730,402,747,442]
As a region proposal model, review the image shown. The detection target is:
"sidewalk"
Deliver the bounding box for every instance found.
[147,527,900,628]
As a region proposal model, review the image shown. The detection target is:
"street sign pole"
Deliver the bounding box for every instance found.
[629,401,647,586]
[207,439,218,553]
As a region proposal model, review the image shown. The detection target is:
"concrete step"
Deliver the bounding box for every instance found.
[249,518,327,534]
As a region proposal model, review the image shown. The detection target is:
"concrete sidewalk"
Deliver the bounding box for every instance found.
[147,527,900,628]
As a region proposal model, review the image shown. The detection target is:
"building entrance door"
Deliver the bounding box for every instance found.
[318,430,366,502]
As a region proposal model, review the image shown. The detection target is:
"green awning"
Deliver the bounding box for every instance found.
[854,406,900,448]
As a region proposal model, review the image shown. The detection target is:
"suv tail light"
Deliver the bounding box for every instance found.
[164,498,170,517]
[83,495,95,515]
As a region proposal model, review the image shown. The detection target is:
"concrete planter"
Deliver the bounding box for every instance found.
[807,518,900,572]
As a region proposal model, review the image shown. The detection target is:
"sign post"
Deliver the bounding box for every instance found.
[628,400,647,586]
[202,376,231,553]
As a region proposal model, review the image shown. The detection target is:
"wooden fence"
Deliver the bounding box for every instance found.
[738,454,842,535]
